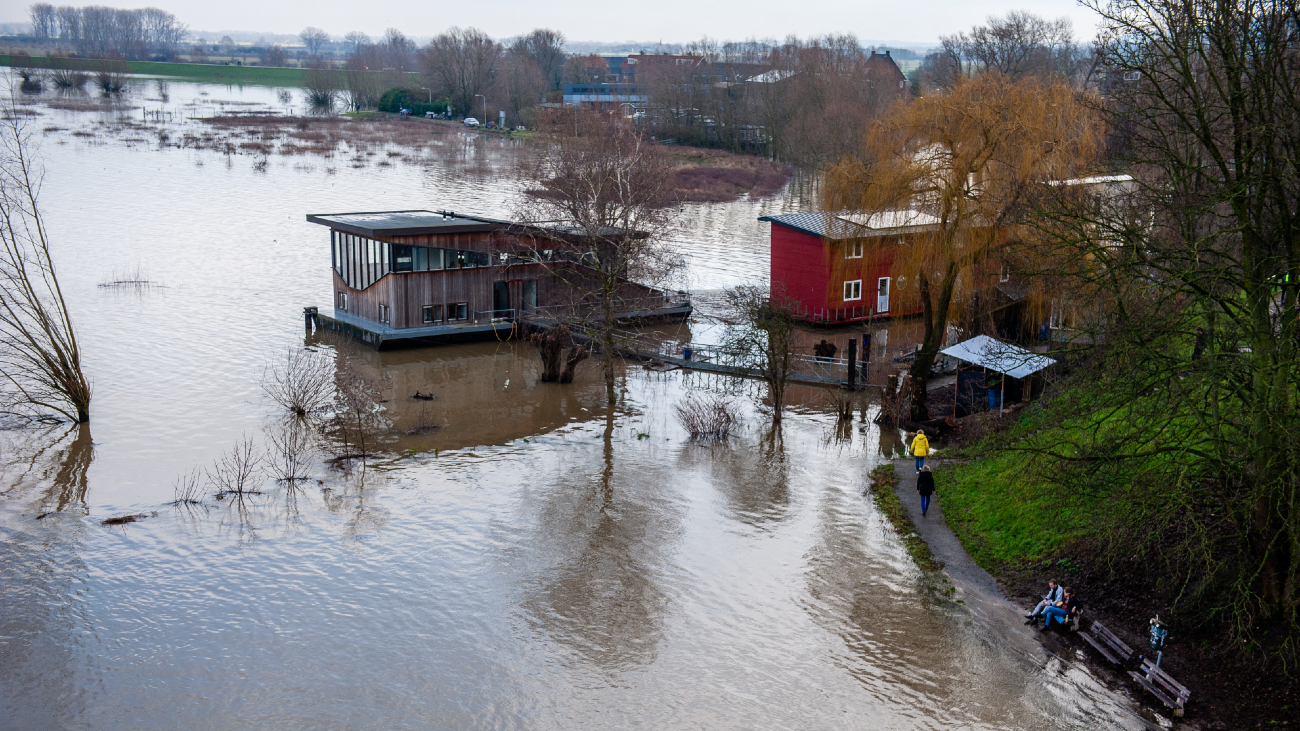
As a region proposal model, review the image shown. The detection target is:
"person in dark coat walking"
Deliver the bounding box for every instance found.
[917,465,935,516]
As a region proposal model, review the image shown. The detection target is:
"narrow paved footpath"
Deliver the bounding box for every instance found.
[889,460,1163,730]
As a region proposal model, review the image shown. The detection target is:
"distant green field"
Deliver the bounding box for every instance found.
[0,56,307,86]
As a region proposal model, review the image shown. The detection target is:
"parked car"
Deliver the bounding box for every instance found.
[463,117,479,127]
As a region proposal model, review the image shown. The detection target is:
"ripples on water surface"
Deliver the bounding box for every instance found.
[1,79,1148,729]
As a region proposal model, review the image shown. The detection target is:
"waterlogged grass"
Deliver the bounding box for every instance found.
[0,56,411,87]
[868,464,944,572]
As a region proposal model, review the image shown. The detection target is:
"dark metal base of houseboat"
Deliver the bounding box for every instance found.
[312,305,693,350]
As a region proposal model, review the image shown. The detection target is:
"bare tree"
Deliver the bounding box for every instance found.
[302,58,342,109]
[917,11,1088,90]
[343,31,369,54]
[517,112,681,404]
[379,28,414,71]
[264,418,315,484]
[29,3,56,39]
[721,285,799,424]
[0,90,91,424]
[674,393,739,439]
[207,435,262,499]
[343,50,388,110]
[168,467,203,506]
[260,45,286,68]
[299,27,329,56]
[329,363,385,462]
[510,29,566,91]
[262,346,334,418]
[421,27,502,116]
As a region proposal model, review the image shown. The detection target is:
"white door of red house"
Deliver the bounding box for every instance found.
[877,277,890,313]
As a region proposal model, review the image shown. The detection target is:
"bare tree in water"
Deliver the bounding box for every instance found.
[722,285,798,424]
[0,91,91,423]
[517,111,681,404]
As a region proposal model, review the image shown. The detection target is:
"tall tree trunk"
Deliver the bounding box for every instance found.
[602,288,616,405]
[906,263,959,421]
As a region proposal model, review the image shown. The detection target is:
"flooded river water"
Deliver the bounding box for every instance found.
[0,78,1153,729]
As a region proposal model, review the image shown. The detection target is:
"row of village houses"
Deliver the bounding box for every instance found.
[560,50,907,109]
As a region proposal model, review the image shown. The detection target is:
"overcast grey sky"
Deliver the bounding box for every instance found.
[0,0,1101,45]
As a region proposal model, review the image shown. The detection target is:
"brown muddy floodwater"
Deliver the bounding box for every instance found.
[1,78,1153,729]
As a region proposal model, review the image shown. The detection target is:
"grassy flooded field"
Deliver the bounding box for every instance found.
[0,54,318,86]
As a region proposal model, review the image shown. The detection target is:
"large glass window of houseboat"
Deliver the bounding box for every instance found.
[393,245,413,272]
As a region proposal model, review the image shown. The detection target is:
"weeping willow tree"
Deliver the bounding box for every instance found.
[0,91,91,423]
[821,73,1101,419]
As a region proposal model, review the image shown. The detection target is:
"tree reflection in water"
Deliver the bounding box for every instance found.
[0,422,94,514]
[682,424,791,530]
[519,409,677,674]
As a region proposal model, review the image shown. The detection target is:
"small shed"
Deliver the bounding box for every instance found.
[939,335,1056,415]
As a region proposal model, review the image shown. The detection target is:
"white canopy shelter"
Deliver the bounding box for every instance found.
[940,335,1055,379]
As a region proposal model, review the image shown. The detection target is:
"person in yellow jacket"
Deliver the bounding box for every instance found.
[908,429,929,472]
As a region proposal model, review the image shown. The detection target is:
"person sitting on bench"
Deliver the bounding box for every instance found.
[1040,587,1078,630]
[1025,579,1063,624]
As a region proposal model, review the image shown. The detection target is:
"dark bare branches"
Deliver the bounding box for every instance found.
[0,89,91,424]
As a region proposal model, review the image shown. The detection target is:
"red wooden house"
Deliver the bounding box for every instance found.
[759,210,933,324]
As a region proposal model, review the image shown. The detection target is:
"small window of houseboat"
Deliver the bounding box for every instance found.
[378,303,390,323]
[449,302,468,320]
[843,279,862,301]
[336,291,347,310]
[423,304,442,323]
[846,241,863,259]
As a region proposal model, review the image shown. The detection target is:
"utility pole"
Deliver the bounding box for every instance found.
[420,87,432,103]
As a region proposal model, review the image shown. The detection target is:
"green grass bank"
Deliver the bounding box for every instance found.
[2,56,305,87]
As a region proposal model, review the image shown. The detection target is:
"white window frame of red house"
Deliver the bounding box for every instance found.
[999,263,1011,283]
[843,279,862,301]
[846,241,863,259]
[877,277,891,312]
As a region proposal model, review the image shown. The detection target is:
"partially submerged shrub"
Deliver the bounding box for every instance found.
[50,69,87,90]
[207,435,263,498]
[262,347,334,417]
[168,468,203,505]
[674,394,739,439]
[265,419,316,484]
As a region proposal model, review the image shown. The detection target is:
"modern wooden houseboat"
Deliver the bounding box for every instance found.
[306,210,690,348]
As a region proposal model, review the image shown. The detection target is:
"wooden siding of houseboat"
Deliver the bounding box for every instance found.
[826,235,896,313]
[770,224,829,308]
[332,264,662,330]
[769,221,925,321]
[333,267,547,328]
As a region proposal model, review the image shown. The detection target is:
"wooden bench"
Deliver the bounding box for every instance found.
[1129,658,1191,717]
[1079,619,1135,666]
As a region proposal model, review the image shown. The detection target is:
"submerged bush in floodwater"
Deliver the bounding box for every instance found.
[51,69,88,90]
[262,347,334,418]
[674,394,739,440]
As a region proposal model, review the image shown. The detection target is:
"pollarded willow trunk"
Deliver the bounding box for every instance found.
[906,264,958,422]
